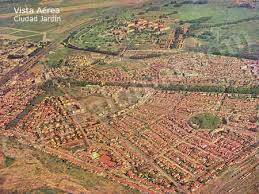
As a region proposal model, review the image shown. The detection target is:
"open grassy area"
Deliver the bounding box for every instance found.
[4,156,16,167]
[162,2,258,58]
[45,47,74,68]
[189,112,221,130]
[0,27,43,41]
[94,60,130,72]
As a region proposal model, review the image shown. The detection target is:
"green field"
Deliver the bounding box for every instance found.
[44,47,74,68]
[189,112,221,130]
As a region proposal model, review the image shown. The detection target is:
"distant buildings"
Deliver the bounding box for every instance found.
[235,0,257,8]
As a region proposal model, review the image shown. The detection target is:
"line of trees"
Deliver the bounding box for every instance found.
[57,78,258,96]
[65,43,120,56]
[188,16,259,31]
[158,84,258,96]
[129,53,161,59]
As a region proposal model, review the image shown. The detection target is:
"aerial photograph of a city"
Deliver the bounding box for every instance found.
[0,0,258,193]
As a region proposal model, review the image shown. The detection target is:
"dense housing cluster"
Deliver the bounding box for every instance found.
[0,40,43,129]
[49,52,257,87]
[0,74,41,129]
[0,39,38,80]
[13,86,258,193]
[1,35,258,193]
[0,0,258,193]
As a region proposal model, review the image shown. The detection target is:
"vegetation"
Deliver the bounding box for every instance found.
[129,53,161,60]
[159,84,259,96]
[189,113,221,130]
[56,78,259,96]
[4,156,16,167]
[64,0,258,59]
[26,187,62,194]
[45,48,73,68]
[41,80,64,96]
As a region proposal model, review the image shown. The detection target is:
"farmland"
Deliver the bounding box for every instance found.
[67,0,259,58]
[0,0,148,41]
